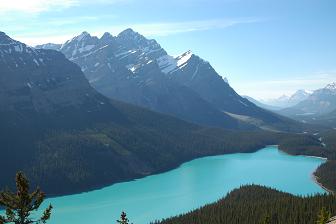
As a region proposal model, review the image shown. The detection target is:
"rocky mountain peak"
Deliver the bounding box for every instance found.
[59,31,100,59]
[0,31,19,45]
[116,28,161,51]
[325,82,336,91]
[118,28,138,37]
[289,89,311,101]
[74,31,90,41]
[101,32,114,40]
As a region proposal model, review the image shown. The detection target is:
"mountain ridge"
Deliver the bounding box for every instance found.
[37,29,305,132]
[280,82,336,119]
[262,89,311,108]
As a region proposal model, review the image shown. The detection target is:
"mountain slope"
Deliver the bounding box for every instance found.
[305,109,336,128]
[0,31,284,195]
[38,29,304,132]
[160,50,304,132]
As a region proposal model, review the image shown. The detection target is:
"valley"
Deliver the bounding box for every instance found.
[0,8,335,223]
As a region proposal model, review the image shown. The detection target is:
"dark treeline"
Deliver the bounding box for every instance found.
[154,185,336,224]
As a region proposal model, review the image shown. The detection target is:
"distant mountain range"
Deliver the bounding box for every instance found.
[245,83,336,127]
[279,83,336,119]
[261,89,312,108]
[37,29,303,132]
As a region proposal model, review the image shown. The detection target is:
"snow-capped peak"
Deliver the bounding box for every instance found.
[0,32,33,55]
[72,31,91,42]
[0,31,19,45]
[118,28,138,37]
[325,82,336,91]
[101,32,113,40]
[290,89,310,98]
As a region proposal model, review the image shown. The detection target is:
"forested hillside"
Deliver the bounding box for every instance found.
[155,185,336,224]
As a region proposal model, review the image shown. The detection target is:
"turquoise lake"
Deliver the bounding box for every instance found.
[42,146,326,224]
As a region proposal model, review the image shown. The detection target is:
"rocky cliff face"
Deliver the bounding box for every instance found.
[327,216,336,224]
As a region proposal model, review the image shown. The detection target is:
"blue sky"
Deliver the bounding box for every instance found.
[0,0,335,99]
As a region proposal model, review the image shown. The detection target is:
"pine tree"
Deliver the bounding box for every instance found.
[117,212,130,224]
[0,172,52,224]
[316,207,331,224]
[260,214,271,224]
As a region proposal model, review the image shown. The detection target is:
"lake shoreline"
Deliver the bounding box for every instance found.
[277,147,332,195]
[311,173,335,195]
[44,144,330,199]
[44,144,271,198]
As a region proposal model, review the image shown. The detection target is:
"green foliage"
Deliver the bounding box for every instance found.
[316,207,331,224]
[0,172,52,224]
[259,214,271,224]
[154,185,336,224]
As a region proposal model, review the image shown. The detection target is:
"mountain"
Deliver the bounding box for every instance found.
[243,96,282,111]
[36,30,244,129]
[0,31,286,195]
[263,90,311,108]
[35,43,61,51]
[280,83,336,119]
[288,89,311,105]
[37,29,304,132]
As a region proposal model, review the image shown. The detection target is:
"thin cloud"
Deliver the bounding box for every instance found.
[12,17,260,45]
[104,18,261,37]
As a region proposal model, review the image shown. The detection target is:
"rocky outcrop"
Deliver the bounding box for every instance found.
[327,216,336,224]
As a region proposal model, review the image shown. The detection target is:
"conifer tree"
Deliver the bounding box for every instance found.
[117,212,130,224]
[0,172,52,224]
[316,207,331,224]
[260,214,271,224]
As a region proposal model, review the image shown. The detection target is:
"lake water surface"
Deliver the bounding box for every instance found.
[44,146,326,224]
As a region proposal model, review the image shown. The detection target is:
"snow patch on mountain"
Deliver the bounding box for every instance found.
[78,45,95,53]
[176,50,193,68]
[157,50,193,74]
